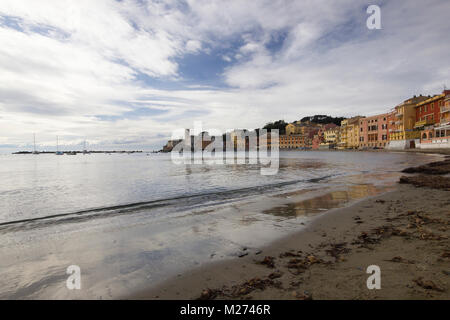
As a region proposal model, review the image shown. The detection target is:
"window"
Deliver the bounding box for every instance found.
[422,133,427,139]
[429,132,433,139]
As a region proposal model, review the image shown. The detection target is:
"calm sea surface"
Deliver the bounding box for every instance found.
[0,151,441,299]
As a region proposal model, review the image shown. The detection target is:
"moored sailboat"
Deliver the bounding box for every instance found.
[56,136,63,155]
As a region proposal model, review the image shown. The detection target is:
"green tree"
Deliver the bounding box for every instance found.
[262,120,287,135]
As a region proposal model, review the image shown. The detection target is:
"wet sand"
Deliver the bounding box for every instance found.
[131,159,450,300]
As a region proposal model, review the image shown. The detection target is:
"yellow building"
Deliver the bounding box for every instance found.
[285,121,320,136]
[337,119,348,149]
[319,126,339,149]
[324,127,339,144]
[285,123,302,135]
[441,91,450,125]
[279,134,306,149]
[389,96,428,142]
[338,117,363,149]
[348,117,363,149]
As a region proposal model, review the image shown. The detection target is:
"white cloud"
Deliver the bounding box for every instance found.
[0,0,449,152]
[185,39,202,53]
[222,55,232,62]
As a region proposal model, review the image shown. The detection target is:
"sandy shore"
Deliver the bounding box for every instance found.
[131,158,450,300]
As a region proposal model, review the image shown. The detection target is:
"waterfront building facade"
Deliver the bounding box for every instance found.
[359,113,389,149]
[338,117,363,149]
[319,124,339,149]
[415,92,447,129]
[279,134,307,149]
[347,117,363,149]
[418,90,450,149]
[337,119,349,149]
[387,95,428,149]
[442,91,450,125]
[311,131,322,150]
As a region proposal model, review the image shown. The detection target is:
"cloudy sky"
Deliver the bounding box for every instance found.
[0,0,449,152]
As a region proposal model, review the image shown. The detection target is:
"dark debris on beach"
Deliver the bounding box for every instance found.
[400,158,450,190]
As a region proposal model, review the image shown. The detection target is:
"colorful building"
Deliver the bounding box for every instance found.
[387,95,428,149]
[337,119,349,149]
[359,113,389,149]
[386,110,396,138]
[418,90,450,149]
[311,130,322,150]
[279,134,307,149]
[414,92,448,130]
[285,121,320,137]
[338,117,363,149]
[442,91,450,125]
[285,123,302,135]
[319,124,339,149]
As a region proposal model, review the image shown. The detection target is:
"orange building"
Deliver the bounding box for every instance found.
[414,91,450,130]
[418,90,450,149]
[279,134,307,149]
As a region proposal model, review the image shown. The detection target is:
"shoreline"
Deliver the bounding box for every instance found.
[130,157,450,300]
[285,148,450,156]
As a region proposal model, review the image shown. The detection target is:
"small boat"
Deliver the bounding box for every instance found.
[82,140,90,154]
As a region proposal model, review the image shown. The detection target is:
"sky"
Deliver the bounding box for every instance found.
[0,0,449,152]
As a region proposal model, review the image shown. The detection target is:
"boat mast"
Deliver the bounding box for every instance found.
[33,133,37,154]
[83,139,89,154]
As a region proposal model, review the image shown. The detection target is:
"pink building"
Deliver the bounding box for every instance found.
[359,113,389,148]
[309,128,321,149]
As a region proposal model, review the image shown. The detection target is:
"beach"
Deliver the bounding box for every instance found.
[132,156,450,300]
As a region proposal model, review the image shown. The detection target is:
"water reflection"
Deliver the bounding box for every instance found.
[263,184,385,217]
